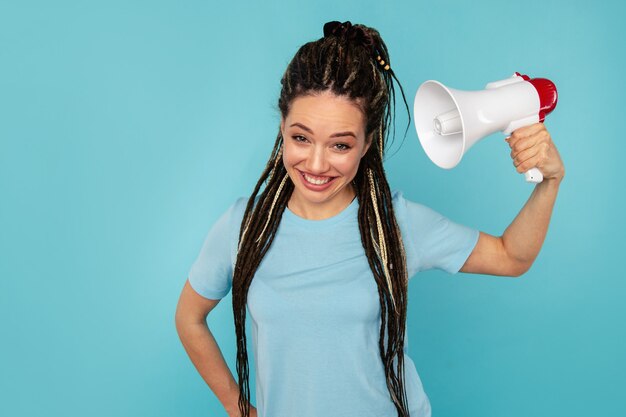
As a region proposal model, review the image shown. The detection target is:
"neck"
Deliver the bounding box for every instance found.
[288,185,356,220]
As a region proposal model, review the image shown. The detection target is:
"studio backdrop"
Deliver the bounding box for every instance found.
[1,1,624,416]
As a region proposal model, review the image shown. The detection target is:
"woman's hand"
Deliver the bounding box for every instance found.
[506,123,565,182]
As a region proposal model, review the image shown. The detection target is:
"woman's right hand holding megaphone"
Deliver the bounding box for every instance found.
[506,122,565,184]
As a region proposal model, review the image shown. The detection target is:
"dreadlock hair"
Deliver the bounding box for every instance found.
[232,21,413,417]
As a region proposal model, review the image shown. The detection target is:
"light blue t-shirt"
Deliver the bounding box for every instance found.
[188,190,479,417]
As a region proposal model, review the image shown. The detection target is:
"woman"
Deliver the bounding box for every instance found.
[175,21,565,417]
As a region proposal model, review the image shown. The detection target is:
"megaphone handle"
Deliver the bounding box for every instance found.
[504,117,544,184]
[525,167,543,183]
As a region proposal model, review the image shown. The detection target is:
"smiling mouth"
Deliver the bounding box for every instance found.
[303,173,331,185]
[298,170,335,185]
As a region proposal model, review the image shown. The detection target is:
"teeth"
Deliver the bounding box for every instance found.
[303,173,331,185]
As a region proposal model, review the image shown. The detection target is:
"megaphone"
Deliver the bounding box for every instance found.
[413,72,558,183]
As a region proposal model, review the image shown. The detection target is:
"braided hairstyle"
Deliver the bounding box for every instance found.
[232,21,413,417]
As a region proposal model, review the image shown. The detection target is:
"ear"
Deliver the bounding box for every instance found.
[280,118,285,137]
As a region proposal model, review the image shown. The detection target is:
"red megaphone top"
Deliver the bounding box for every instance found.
[515,72,558,122]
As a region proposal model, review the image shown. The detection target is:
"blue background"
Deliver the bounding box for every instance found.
[1,0,623,416]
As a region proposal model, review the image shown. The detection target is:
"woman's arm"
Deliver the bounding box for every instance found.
[175,280,257,417]
[460,123,565,277]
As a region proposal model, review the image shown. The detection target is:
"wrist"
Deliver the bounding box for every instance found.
[538,176,563,193]
[543,169,565,185]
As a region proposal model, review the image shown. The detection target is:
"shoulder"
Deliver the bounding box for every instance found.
[390,189,407,213]
[224,194,265,231]
[231,196,249,218]
[390,189,459,238]
[390,189,435,220]
[224,196,254,229]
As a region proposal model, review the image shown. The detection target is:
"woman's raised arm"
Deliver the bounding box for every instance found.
[460,123,565,277]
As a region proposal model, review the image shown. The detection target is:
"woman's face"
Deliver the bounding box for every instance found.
[280,90,371,218]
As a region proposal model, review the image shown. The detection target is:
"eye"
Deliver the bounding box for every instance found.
[334,143,351,151]
[292,135,308,143]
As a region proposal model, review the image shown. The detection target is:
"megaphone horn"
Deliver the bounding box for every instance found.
[413,72,558,183]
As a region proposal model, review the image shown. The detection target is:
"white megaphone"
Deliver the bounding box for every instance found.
[413,72,558,183]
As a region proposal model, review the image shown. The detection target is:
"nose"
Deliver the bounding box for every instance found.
[305,145,330,174]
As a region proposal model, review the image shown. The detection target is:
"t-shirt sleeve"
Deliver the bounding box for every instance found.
[393,190,479,277]
[187,197,248,300]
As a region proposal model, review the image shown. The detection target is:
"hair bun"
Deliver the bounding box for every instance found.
[323,21,375,51]
[323,21,350,37]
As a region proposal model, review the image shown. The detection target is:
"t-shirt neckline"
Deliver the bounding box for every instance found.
[283,197,359,228]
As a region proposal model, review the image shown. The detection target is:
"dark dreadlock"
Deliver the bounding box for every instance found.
[232,21,413,417]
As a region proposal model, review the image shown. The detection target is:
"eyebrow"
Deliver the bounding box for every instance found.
[289,122,357,139]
